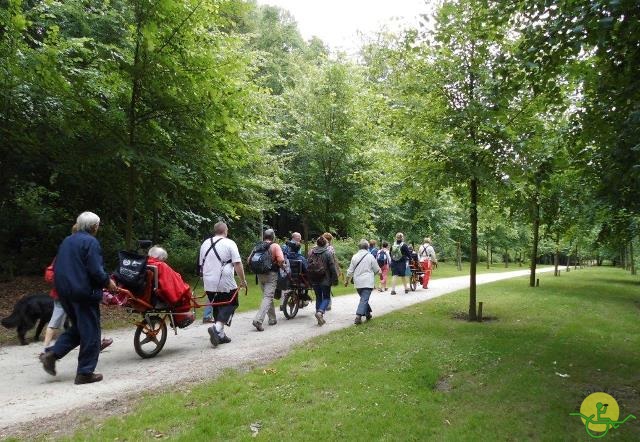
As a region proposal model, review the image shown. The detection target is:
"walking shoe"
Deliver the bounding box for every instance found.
[268,319,277,326]
[354,315,362,325]
[74,373,103,385]
[100,338,113,351]
[315,311,326,326]
[366,313,373,321]
[39,351,57,376]
[219,335,231,344]
[405,288,409,294]
[252,320,264,332]
[207,326,220,347]
[384,288,388,291]
[202,317,215,324]
[390,290,397,295]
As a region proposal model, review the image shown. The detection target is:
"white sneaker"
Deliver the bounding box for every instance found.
[315,311,326,326]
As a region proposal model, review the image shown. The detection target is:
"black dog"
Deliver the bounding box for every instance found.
[1,293,53,345]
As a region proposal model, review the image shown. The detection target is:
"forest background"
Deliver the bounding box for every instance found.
[1,0,638,299]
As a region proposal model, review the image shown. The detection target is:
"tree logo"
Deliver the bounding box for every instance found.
[570,392,636,438]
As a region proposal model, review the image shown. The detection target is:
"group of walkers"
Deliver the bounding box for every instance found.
[38,211,437,384]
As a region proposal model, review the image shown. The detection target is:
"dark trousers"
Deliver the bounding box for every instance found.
[50,298,101,375]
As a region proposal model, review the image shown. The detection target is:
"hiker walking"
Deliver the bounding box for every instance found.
[39,211,117,385]
[199,222,247,346]
[418,237,437,289]
[376,241,391,291]
[250,229,285,331]
[345,239,380,324]
[307,235,339,326]
[389,232,411,295]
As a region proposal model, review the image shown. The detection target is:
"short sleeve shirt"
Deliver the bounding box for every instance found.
[200,236,242,292]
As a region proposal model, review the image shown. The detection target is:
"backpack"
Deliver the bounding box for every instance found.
[307,251,328,283]
[390,242,404,261]
[376,250,388,267]
[114,250,148,292]
[249,241,273,274]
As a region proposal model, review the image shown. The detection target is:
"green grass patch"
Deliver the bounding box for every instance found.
[60,266,639,441]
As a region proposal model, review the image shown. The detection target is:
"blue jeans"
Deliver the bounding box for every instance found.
[202,303,213,321]
[50,298,101,375]
[313,285,331,313]
[356,288,373,316]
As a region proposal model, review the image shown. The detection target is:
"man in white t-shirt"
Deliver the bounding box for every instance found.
[418,237,437,289]
[199,221,247,346]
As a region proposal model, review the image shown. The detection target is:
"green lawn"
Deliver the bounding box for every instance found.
[56,266,639,441]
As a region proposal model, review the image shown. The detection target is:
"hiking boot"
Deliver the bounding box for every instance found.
[315,311,326,326]
[354,315,362,325]
[268,319,277,326]
[207,326,220,347]
[39,351,57,376]
[390,290,397,295]
[219,335,231,344]
[100,338,113,351]
[74,373,103,385]
[252,320,264,332]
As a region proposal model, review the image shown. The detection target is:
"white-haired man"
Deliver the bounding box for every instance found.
[199,222,247,346]
[40,211,117,384]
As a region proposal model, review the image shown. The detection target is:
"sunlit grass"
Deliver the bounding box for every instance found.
[59,266,639,441]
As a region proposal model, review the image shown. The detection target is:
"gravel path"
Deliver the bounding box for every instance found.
[0,267,553,435]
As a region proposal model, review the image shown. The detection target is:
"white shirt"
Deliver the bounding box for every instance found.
[418,244,435,263]
[346,250,380,289]
[199,236,241,292]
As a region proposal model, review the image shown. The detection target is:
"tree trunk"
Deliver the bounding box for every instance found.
[456,241,462,271]
[125,13,144,250]
[554,233,560,276]
[631,238,636,275]
[504,249,509,268]
[529,195,540,287]
[486,243,490,269]
[574,245,578,270]
[469,177,478,321]
[302,215,309,255]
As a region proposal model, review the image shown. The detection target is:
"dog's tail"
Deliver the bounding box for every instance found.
[1,312,19,329]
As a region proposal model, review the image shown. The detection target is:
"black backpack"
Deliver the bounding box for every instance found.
[114,250,148,292]
[249,241,273,274]
[307,251,328,283]
[376,250,388,267]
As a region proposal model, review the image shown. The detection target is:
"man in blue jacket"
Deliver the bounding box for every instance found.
[40,211,116,384]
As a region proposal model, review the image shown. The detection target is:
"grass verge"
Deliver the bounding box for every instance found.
[53,266,640,441]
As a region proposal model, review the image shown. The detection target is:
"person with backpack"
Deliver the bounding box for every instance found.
[322,232,341,311]
[376,241,391,292]
[249,229,285,332]
[308,235,339,326]
[199,222,247,346]
[368,239,379,258]
[345,239,381,324]
[418,237,437,289]
[389,232,412,295]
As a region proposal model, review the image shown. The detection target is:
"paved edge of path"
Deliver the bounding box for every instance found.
[0,267,556,436]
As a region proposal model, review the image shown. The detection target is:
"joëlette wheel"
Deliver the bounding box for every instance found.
[133,315,168,358]
[282,292,299,319]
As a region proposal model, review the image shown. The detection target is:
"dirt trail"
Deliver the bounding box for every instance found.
[0,268,553,436]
